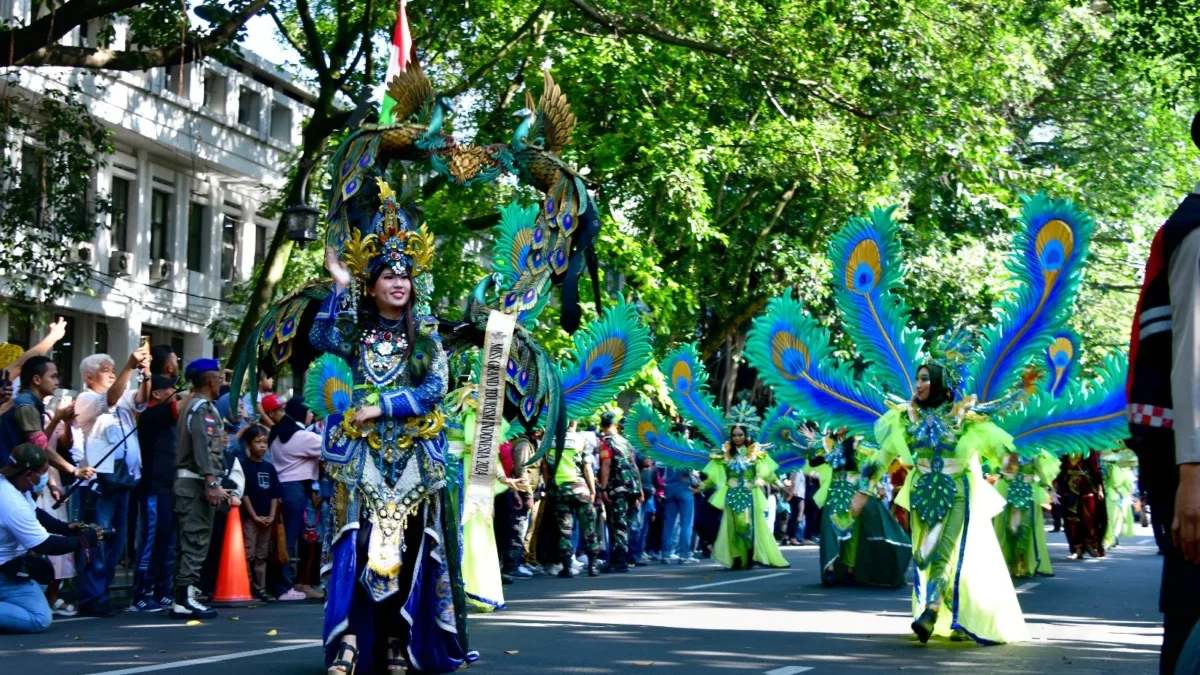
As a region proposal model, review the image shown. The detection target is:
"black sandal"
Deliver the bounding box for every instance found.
[387,638,407,671]
[328,641,358,675]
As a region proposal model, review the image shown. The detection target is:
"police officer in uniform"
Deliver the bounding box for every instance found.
[169,358,227,620]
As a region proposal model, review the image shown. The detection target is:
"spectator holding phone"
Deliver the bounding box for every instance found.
[0,356,92,481]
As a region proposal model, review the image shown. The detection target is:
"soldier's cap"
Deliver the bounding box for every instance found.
[1,443,47,476]
[185,357,221,377]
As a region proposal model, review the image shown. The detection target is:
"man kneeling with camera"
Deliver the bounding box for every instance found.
[0,443,105,633]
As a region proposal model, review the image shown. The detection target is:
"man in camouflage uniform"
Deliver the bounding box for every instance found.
[545,421,599,578]
[599,411,641,573]
[169,358,228,619]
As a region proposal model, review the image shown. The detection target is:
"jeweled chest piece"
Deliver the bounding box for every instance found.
[362,323,409,386]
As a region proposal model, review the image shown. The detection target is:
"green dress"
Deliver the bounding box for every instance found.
[1103,463,1136,549]
[810,435,911,587]
[876,402,1029,645]
[702,443,789,569]
[992,450,1057,578]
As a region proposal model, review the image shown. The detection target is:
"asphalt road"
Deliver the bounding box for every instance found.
[1,524,1163,675]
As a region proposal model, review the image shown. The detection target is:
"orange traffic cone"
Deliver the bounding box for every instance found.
[211,505,254,603]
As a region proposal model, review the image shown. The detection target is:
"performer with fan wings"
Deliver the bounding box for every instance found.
[746,195,1109,645]
[625,346,793,571]
[1102,453,1137,550]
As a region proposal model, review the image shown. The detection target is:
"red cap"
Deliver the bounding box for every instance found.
[261,393,285,414]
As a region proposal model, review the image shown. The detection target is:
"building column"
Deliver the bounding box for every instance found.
[132,148,151,286]
[206,176,224,300]
[170,171,189,298]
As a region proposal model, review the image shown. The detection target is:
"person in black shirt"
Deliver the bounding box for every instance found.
[239,425,280,602]
[130,376,180,613]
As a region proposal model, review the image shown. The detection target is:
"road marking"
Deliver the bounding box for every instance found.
[1017,582,1040,594]
[764,667,814,675]
[681,571,791,591]
[86,641,322,674]
[52,616,97,624]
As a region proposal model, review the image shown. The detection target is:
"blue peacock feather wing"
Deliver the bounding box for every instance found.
[997,351,1128,457]
[759,409,810,472]
[660,344,728,450]
[304,353,355,420]
[745,292,888,439]
[966,193,1094,402]
[829,205,923,398]
[757,402,795,446]
[491,201,553,327]
[1044,329,1082,399]
[626,400,711,471]
[559,296,654,421]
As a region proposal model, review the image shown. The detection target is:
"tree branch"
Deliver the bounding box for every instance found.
[563,0,736,58]
[294,0,329,78]
[698,296,769,359]
[16,0,271,69]
[440,1,548,98]
[266,6,312,67]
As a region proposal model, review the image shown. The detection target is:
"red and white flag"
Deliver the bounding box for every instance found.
[378,0,412,124]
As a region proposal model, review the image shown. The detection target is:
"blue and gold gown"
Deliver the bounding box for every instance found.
[311,285,469,674]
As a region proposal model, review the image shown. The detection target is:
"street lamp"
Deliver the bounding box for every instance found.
[283,203,321,245]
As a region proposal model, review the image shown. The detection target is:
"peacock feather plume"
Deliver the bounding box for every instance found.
[745,292,888,439]
[966,192,1094,402]
[659,344,728,450]
[829,205,924,398]
[559,296,654,421]
[757,402,795,446]
[304,353,355,420]
[491,201,552,326]
[1044,329,1082,399]
[626,400,712,471]
[996,351,1128,457]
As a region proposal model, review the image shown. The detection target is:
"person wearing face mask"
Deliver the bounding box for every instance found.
[0,444,102,633]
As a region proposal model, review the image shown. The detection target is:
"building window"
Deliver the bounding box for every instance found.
[94,320,108,356]
[164,65,188,97]
[203,71,227,115]
[150,190,171,260]
[221,214,239,281]
[254,224,267,266]
[20,145,43,227]
[109,176,130,252]
[237,87,262,128]
[50,316,74,390]
[7,314,30,349]
[269,103,291,143]
[187,202,205,271]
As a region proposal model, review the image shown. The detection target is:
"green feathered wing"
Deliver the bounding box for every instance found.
[558,296,654,421]
[626,400,712,471]
[660,343,728,450]
[304,353,355,420]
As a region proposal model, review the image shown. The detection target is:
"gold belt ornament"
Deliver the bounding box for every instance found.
[340,409,447,452]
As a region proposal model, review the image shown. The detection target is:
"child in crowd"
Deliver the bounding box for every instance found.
[239,425,280,603]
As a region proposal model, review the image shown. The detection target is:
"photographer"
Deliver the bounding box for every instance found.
[0,444,102,634]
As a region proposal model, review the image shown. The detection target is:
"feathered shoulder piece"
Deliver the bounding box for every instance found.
[304,353,355,421]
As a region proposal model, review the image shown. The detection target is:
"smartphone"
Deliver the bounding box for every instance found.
[139,335,150,351]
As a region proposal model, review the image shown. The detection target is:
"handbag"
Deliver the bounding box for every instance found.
[91,415,136,495]
[270,519,290,565]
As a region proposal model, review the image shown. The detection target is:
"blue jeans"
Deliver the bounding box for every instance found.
[78,488,130,611]
[630,500,654,559]
[276,481,308,592]
[133,493,176,601]
[0,576,52,633]
[662,488,695,559]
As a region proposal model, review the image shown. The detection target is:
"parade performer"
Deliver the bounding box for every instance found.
[789,424,911,587]
[1058,451,1108,559]
[1102,453,1137,549]
[625,346,792,571]
[227,55,611,674]
[745,195,1111,645]
[989,448,1058,578]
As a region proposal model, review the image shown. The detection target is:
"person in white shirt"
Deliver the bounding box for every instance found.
[73,348,150,617]
[0,444,101,633]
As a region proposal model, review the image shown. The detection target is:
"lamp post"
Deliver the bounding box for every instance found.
[283,159,320,245]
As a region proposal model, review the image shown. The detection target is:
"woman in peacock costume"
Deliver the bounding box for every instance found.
[746,195,1110,645]
[1102,452,1138,550]
[626,346,796,570]
[440,295,652,609]
[257,57,615,675]
[990,330,1128,577]
[786,423,912,588]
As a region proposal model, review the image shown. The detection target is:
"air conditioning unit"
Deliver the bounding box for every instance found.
[221,279,236,297]
[148,258,172,284]
[75,242,94,264]
[108,251,133,277]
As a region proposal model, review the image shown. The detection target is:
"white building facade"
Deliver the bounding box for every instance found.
[0,25,312,390]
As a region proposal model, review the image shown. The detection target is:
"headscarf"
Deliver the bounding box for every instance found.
[268,397,310,446]
[917,362,953,409]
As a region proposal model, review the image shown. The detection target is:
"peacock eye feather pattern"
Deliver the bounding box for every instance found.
[829,205,924,399]
[1044,329,1082,399]
[745,292,888,440]
[995,351,1128,458]
[757,402,796,446]
[660,344,729,450]
[966,192,1094,403]
[558,296,654,421]
[304,353,356,420]
[625,400,711,471]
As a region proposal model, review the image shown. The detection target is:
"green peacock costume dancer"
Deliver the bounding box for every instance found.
[441,295,652,609]
[231,56,614,674]
[990,330,1128,577]
[745,194,1111,645]
[1102,452,1138,549]
[625,346,796,570]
